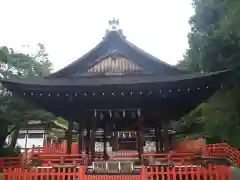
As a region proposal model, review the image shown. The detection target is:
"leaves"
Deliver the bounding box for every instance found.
[175,0,240,147]
[0,44,55,148]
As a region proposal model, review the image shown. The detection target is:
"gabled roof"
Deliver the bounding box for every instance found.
[48,29,185,78]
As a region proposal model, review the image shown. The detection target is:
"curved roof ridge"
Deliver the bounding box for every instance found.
[48,30,185,78]
[48,35,108,78]
[117,32,183,71]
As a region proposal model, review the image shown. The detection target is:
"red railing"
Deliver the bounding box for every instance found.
[3,165,231,180]
[0,153,88,169]
[21,142,79,154]
[142,152,202,166]
[0,142,239,168]
[205,143,240,166]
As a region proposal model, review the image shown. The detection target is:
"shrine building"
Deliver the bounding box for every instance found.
[1,19,231,165]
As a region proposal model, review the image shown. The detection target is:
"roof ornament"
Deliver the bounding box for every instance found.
[104,18,125,39]
[108,18,120,31]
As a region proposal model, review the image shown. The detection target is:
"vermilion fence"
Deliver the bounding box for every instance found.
[24,142,240,164]
[0,153,88,169]
[21,142,79,154]
[205,143,240,166]
[142,152,202,166]
[2,165,231,180]
[0,142,239,168]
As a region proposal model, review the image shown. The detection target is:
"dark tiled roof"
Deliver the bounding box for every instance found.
[48,31,184,78]
[2,70,229,87]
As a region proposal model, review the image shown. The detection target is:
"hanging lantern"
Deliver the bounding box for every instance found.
[137,109,141,116]
[94,109,97,117]
[109,110,112,118]
[122,110,126,118]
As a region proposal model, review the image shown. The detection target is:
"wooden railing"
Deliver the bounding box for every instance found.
[21,142,79,154]
[142,152,202,166]
[0,142,239,168]
[205,143,240,166]
[2,164,231,180]
[0,153,87,169]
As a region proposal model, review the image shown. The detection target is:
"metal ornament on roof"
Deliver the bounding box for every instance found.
[108,18,120,31]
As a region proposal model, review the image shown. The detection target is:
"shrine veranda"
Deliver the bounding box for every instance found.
[1,19,231,168]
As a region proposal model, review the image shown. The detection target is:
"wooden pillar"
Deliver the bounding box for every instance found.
[86,127,90,163]
[67,119,73,154]
[111,119,118,151]
[155,126,160,153]
[90,112,97,163]
[137,109,144,164]
[78,124,82,154]
[169,133,173,149]
[103,124,108,160]
[162,121,170,152]
[159,124,164,152]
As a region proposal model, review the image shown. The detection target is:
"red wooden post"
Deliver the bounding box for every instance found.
[79,165,86,180]
[140,165,147,179]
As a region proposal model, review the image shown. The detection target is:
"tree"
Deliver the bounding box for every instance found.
[175,0,240,147]
[0,44,55,149]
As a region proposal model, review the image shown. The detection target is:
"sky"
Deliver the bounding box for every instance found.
[0,0,194,71]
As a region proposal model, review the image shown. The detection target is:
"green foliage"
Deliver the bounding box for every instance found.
[175,0,240,147]
[0,44,55,148]
[0,146,21,157]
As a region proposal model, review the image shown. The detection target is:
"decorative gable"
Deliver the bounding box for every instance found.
[87,56,143,74]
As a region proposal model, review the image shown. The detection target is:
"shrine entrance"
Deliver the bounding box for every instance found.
[117,131,138,150]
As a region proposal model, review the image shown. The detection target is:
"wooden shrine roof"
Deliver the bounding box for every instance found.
[0,20,233,122]
[1,70,230,89]
[48,30,184,78]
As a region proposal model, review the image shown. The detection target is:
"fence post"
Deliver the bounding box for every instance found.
[140,165,147,180]
[78,165,86,180]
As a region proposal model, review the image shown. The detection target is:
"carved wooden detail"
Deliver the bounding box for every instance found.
[87,56,143,74]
